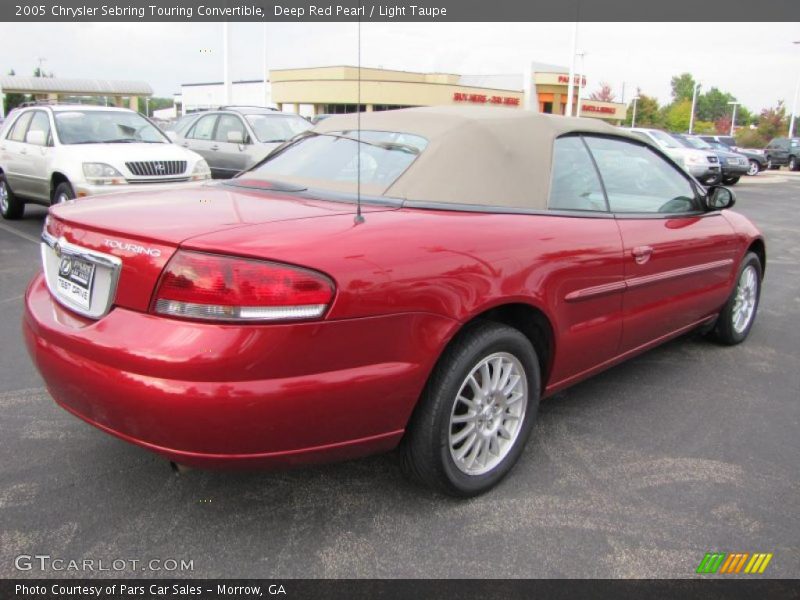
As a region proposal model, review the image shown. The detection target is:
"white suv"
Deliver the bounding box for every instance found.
[628,127,722,185]
[0,104,211,219]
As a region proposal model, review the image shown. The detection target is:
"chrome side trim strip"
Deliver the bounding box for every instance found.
[565,258,734,302]
[625,258,734,290]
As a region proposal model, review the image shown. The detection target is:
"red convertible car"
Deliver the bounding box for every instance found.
[23,107,765,496]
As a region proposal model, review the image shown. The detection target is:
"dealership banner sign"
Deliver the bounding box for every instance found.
[4,0,799,21]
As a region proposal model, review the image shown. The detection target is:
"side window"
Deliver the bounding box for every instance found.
[187,115,218,141]
[584,136,699,214]
[548,136,607,211]
[215,114,247,143]
[7,112,34,142]
[26,111,51,145]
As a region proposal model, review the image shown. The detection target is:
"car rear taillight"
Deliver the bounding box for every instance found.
[152,251,335,322]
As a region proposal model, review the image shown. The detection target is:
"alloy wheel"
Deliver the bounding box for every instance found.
[448,352,527,476]
[747,161,759,176]
[0,181,8,214]
[732,265,758,334]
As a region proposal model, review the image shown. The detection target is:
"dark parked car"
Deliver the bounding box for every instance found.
[697,135,767,176]
[763,137,800,171]
[672,134,749,185]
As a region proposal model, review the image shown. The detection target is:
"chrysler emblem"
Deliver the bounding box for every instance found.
[59,256,73,276]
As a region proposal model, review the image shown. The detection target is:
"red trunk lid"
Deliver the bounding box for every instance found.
[46,181,390,314]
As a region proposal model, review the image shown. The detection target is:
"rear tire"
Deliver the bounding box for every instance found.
[0,175,24,220]
[400,322,540,497]
[746,160,760,176]
[790,156,798,171]
[709,252,762,345]
[52,181,75,205]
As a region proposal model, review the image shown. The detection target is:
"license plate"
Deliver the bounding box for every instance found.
[56,256,96,310]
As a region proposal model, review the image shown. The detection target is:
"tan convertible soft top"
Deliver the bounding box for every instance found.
[314,105,639,210]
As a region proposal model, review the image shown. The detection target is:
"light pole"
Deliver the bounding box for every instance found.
[575,50,586,117]
[631,96,640,128]
[728,101,741,137]
[789,41,800,138]
[565,21,579,118]
[263,21,272,106]
[689,81,701,134]
[222,23,232,106]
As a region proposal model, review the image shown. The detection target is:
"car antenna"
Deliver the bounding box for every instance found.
[354,4,365,224]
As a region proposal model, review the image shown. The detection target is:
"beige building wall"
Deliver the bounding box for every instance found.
[269,66,625,122]
[271,66,522,115]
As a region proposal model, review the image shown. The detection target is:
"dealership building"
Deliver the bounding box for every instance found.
[176,64,627,122]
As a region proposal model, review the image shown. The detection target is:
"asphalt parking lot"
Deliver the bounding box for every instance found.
[0,172,798,579]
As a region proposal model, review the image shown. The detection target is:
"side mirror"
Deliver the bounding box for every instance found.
[705,185,736,211]
[226,130,244,144]
[26,130,47,146]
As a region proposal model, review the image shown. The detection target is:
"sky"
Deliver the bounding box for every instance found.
[1,21,798,112]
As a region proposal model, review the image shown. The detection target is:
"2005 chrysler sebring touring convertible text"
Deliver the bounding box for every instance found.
[23,106,765,496]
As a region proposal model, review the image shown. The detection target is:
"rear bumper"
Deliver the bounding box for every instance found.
[23,273,457,469]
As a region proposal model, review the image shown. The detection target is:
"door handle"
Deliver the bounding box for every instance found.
[181,142,189,147]
[632,246,654,264]
[210,145,219,151]
[20,148,27,155]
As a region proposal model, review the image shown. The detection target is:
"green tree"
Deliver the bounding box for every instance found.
[33,66,53,78]
[3,69,26,113]
[692,121,718,134]
[670,73,696,103]
[625,90,663,128]
[664,99,693,132]
[696,87,736,122]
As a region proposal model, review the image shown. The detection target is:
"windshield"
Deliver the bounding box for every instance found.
[168,114,199,134]
[247,130,429,194]
[648,130,683,149]
[54,110,168,144]
[679,136,712,150]
[244,114,312,143]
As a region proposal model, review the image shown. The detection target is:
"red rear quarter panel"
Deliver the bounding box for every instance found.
[185,207,627,387]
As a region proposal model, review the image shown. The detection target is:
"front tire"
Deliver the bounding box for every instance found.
[52,181,75,205]
[0,175,25,220]
[401,322,540,497]
[790,156,798,171]
[710,252,762,345]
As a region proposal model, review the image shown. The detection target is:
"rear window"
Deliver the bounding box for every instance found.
[247,130,429,194]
